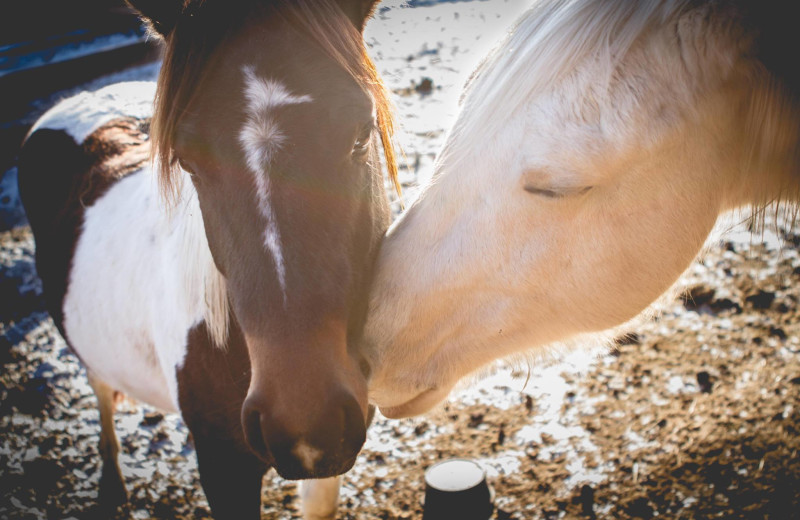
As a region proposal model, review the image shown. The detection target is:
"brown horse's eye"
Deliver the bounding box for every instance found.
[177,157,196,176]
[352,122,374,158]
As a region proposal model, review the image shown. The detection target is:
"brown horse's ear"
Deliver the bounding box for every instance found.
[336,0,380,32]
[125,0,184,38]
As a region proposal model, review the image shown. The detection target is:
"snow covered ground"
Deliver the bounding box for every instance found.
[2,2,799,519]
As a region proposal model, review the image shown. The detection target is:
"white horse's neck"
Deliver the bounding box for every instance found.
[729,86,800,209]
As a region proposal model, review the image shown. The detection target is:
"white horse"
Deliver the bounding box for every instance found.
[361,0,800,418]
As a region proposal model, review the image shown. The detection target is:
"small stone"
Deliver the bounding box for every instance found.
[525,395,534,413]
[697,371,713,393]
[745,290,775,310]
[468,413,484,428]
[682,286,715,310]
[415,77,434,95]
[769,327,786,340]
[625,496,654,518]
[711,298,742,313]
[579,484,595,517]
[496,509,513,520]
[141,411,164,427]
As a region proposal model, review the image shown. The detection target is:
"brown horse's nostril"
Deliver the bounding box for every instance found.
[241,399,271,462]
[337,392,367,458]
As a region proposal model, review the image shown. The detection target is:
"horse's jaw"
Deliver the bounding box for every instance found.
[374,385,453,419]
[362,281,537,418]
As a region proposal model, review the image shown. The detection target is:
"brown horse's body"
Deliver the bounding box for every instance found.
[20,106,271,514]
[18,1,396,518]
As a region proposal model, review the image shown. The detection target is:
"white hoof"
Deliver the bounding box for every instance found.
[300,477,341,520]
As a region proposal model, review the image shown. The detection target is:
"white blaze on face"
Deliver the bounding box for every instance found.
[238,65,312,302]
[293,440,323,473]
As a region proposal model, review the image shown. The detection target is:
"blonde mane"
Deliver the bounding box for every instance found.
[169,171,230,349]
[443,0,693,166]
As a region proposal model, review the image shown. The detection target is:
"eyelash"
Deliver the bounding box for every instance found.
[177,157,196,177]
[353,122,375,155]
[524,185,592,198]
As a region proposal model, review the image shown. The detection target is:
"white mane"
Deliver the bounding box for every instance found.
[441,0,692,167]
[176,175,230,349]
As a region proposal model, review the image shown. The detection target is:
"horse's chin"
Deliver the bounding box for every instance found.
[272,453,359,480]
[377,385,451,419]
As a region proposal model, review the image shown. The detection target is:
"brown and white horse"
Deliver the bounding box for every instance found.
[362,0,800,418]
[18,0,397,518]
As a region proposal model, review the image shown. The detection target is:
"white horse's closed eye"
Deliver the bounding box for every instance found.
[523,181,593,198]
[363,0,800,418]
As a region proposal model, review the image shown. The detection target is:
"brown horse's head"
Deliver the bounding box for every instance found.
[127,0,396,479]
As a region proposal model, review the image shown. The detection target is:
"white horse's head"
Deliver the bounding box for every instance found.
[363,0,800,418]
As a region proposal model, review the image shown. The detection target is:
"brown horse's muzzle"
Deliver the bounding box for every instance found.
[239,329,368,479]
[241,386,366,478]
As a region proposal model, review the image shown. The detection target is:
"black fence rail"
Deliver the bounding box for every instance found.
[0,1,161,182]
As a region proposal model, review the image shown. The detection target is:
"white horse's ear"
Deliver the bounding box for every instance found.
[336,0,380,32]
[125,0,184,38]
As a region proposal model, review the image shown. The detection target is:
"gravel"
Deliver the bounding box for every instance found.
[2,1,799,518]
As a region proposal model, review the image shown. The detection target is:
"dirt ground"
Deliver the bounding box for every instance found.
[2,1,799,519]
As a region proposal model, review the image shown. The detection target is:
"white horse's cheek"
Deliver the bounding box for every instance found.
[556,180,718,331]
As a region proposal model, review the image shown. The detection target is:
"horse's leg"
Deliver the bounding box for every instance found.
[191,432,267,520]
[179,324,267,519]
[87,372,128,509]
[300,477,341,520]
